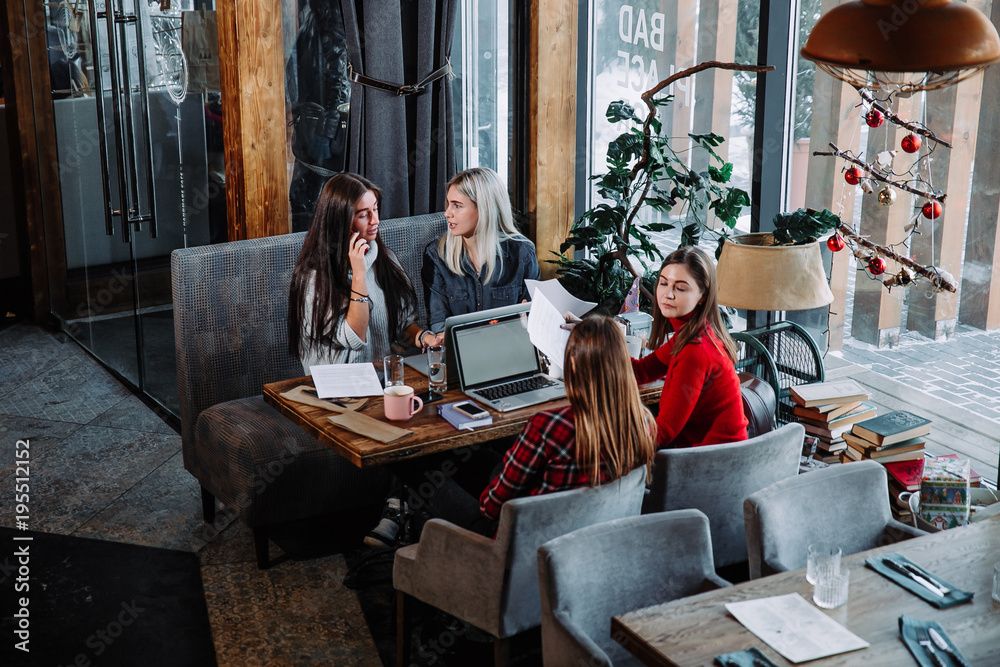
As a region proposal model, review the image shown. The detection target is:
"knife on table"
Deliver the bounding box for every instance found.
[929,627,971,667]
[882,558,947,596]
[901,562,951,595]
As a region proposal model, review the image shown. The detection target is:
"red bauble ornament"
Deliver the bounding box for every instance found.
[901,133,921,153]
[867,257,887,275]
[922,201,942,219]
[865,109,885,128]
[844,167,862,185]
[827,235,845,252]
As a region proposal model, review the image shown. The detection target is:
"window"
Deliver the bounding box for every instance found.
[578,0,759,268]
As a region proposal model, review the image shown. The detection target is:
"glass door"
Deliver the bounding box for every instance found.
[43,0,219,417]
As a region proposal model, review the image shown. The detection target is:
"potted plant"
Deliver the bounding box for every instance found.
[551,61,773,314]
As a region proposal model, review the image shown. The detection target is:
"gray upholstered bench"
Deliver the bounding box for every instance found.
[172,213,446,567]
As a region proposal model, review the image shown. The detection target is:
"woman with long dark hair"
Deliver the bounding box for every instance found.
[288,173,425,369]
[633,246,748,448]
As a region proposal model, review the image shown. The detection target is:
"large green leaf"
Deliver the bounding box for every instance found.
[606,100,640,123]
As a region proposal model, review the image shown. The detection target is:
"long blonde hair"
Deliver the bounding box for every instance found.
[648,246,738,363]
[563,316,657,484]
[438,167,525,283]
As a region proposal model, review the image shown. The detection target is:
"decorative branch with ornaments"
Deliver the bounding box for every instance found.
[772,208,957,293]
[805,88,957,294]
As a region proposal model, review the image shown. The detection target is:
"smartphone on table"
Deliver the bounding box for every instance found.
[452,400,490,420]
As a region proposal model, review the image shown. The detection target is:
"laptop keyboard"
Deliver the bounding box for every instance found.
[477,375,558,401]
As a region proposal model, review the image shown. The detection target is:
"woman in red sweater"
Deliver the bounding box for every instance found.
[632,246,748,448]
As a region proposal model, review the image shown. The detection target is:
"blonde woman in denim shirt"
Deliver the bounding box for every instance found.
[421,167,540,339]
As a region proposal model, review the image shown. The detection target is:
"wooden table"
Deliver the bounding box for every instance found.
[612,513,1000,666]
[263,371,663,467]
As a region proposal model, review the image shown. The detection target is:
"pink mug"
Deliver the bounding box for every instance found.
[383,385,423,421]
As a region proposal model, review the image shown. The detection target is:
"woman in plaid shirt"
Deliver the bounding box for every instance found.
[478,315,658,522]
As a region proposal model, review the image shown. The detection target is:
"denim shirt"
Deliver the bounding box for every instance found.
[422,237,540,331]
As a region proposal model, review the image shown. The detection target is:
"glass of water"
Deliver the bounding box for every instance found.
[813,568,850,609]
[426,345,447,396]
[806,543,842,585]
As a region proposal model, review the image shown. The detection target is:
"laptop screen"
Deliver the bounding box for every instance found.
[453,314,540,387]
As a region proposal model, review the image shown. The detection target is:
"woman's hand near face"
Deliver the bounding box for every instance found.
[348,231,368,277]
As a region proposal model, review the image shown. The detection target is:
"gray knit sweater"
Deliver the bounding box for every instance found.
[299,241,416,372]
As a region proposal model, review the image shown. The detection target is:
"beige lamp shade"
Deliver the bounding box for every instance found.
[716,234,834,312]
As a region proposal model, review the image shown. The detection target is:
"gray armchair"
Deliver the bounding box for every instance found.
[537,509,731,667]
[642,423,805,569]
[171,213,446,568]
[743,459,929,579]
[392,465,647,667]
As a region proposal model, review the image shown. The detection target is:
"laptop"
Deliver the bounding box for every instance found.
[404,302,531,378]
[451,311,566,412]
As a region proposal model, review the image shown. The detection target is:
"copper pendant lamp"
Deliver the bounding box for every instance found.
[801,0,1000,93]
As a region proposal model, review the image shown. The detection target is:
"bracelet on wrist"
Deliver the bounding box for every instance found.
[415,329,426,347]
[351,289,368,298]
[349,296,370,304]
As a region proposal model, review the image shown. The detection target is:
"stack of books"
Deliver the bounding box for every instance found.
[842,410,931,464]
[790,380,872,463]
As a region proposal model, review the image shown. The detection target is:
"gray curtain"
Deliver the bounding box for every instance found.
[340,0,458,218]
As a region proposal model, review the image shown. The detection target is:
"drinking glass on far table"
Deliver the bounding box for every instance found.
[426,344,447,395]
[806,543,841,585]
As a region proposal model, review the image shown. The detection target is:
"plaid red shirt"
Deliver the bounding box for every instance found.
[479,406,610,520]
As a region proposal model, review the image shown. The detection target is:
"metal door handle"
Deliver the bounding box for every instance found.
[103,0,132,242]
[87,0,117,237]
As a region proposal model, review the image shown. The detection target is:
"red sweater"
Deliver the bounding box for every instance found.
[632,317,748,448]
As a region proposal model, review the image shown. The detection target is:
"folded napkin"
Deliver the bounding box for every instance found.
[714,646,779,667]
[280,385,367,412]
[899,615,972,667]
[865,553,973,608]
[328,411,413,444]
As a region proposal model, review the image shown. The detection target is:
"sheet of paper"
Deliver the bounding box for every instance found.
[724,594,869,663]
[309,363,385,398]
[527,289,571,369]
[525,279,596,318]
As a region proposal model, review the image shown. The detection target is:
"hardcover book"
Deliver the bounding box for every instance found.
[866,447,925,464]
[789,380,869,408]
[883,458,925,492]
[865,438,925,459]
[797,403,876,433]
[850,411,931,447]
[843,432,925,453]
[792,400,864,423]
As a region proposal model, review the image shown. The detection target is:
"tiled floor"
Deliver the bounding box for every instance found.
[0,322,382,666]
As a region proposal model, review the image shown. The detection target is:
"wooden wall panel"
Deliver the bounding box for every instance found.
[217,0,289,240]
[907,74,982,339]
[3,0,68,321]
[529,0,578,279]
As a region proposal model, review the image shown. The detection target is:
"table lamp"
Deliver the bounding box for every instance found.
[716,233,834,424]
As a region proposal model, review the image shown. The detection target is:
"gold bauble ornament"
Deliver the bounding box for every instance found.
[877,186,896,206]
